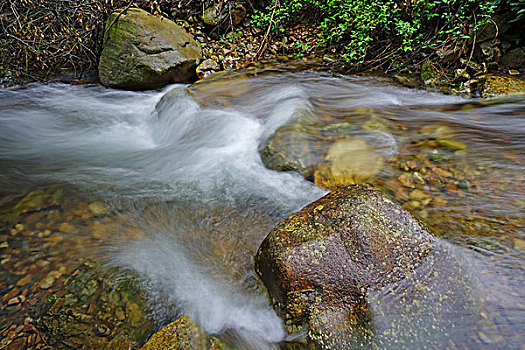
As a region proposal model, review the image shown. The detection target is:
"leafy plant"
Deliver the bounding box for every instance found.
[253,0,498,68]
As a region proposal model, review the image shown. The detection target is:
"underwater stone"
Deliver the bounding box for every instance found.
[33,261,154,349]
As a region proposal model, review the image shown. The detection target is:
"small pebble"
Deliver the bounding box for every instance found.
[88,202,108,216]
[38,275,55,289]
[513,238,525,251]
[433,167,453,177]
[458,179,470,190]
[16,274,32,287]
[409,189,430,201]
[431,197,448,207]
[7,295,26,305]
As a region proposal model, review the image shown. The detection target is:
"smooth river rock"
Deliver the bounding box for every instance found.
[254,184,434,348]
[99,8,202,90]
[260,117,392,189]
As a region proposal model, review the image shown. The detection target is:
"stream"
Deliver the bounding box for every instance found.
[0,69,523,349]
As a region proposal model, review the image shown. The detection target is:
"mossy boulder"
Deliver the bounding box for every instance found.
[140,315,225,350]
[33,261,155,350]
[99,8,202,90]
[254,184,434,348]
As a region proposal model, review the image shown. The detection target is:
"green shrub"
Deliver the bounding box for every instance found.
[253,0,497,66]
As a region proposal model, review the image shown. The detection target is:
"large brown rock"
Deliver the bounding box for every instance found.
[99,8,202,90]
[254,184,434,348]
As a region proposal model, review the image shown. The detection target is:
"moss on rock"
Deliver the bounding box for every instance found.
[140,315,225,350]
[254,184,434,348]
[99,8,202,90]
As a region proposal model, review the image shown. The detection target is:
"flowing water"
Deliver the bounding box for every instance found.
[0,69,523,349]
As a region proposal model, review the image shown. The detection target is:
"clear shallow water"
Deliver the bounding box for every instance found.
[0,70,523,349]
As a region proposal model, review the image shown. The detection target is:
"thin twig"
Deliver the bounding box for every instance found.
[103,0,133,38]
[256,0,279,59]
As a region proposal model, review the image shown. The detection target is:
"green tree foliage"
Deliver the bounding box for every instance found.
[253,0,498,68]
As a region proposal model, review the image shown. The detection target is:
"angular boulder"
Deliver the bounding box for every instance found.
[254,184,434,348]
[99,8,202,90]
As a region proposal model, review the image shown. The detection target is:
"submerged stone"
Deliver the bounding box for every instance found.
[99,8,202,90]
[313,139,384,189]
[254,184,433,348]
[260,117,393,187]
[260,117,322,177]
[33,261,154,349]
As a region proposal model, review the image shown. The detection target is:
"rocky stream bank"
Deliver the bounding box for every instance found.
[1,4,524,350]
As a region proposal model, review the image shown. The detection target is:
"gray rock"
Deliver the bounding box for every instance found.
[99,8,202,90]
[196,58,221,79]
[500,47,525,68]
[202,2,247,29]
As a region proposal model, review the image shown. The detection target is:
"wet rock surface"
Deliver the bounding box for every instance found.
[260,115,394,189]
[254,184,434,348]
[32,261,155,350]
[140,315,224,350]
[99,8,202,90]
[477,74,525,98]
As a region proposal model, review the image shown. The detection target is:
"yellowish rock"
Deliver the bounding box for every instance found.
[431,197,448,207]
[16,274,33,287]
[513,238,525,251]
[433,167,453,178]
[480,75,525,99]
[421,125,453,139]
[140,315,224,350]
[39,275,55,289]
[58,222,77,233]
[409,189,430,201]
[126,228,146,239]
[398,174,416,188]
[314,139,384,189]
[436,139,466,150]
[403,200,421,210]
[88,202,108,216]
[89,221,110,239]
